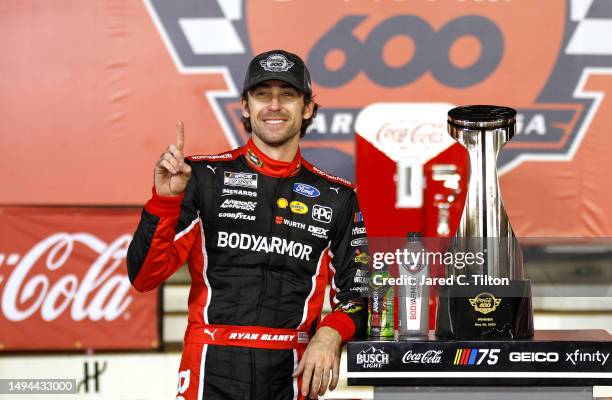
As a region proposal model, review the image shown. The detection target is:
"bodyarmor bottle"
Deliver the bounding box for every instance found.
[398,232,429,338]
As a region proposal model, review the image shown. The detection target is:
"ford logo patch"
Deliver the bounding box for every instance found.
[293,183,320,198]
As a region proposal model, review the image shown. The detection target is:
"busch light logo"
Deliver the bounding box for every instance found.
[260,54,294,72]
[356,346,390,369]
[293,183,320,198]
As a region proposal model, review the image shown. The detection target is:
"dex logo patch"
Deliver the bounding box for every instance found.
[312,205,332,223]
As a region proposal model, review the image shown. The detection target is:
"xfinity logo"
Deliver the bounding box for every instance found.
[312,205,332,223]
[566,350,609,366]
[509,352,559,363]
[224,172,258,189]
[356,346,389,369]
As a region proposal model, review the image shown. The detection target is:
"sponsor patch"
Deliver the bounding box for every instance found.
[220,199,257,212]
[312,204,332,223]
[224,171,258,189]
[217,231,312,261]
[354,250,370,265]
[277,198,289,209]
[352,226,366,236]
[293,183,320,198]
[246,149,264,167]
[351,237,368,247]
[218,212,255,221]
[290,201,308,214]
[222,188,257,198]
[354,212,364,223]
[308,225,329,239]
[189,153,233,161]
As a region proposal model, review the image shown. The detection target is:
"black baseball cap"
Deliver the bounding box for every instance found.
[242,50,312,96]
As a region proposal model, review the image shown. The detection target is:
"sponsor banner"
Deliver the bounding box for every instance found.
[348,332,612,376]
[0,207,159,351]
[3,1,612,237]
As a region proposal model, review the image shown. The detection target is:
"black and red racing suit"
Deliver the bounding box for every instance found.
[127,139,369,399]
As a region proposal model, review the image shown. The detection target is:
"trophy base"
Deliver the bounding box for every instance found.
[435,280,534,340]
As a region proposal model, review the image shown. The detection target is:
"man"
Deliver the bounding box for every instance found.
[127,50,369,399]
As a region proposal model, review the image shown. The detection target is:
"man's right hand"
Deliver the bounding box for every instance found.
[154,121,192,197]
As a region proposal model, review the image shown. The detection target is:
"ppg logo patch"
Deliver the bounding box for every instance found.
[260,54,294,72]
[293,183,320,198]
[312,205,332,223]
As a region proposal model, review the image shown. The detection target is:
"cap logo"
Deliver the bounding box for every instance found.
[260,54,295,72]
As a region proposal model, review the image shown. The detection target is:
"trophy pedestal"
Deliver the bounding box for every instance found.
[347,330,612,392]
[435,281,534,339]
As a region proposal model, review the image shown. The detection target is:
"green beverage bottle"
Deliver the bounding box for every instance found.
[368,270,395,337]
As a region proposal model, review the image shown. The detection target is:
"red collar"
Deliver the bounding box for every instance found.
[241,138,302,178]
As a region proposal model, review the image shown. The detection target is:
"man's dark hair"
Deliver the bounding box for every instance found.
[241,91,319,138]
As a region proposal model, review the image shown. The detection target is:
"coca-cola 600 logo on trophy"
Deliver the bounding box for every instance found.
[0,207,159,351]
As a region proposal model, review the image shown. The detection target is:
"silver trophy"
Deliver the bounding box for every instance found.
[435,105,534,339]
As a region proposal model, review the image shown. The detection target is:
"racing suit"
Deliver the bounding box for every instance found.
[127,139,369,399]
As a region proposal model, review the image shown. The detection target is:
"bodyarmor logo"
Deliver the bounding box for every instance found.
[145,0,612,179]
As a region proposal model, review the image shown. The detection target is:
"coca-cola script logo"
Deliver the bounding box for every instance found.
[0,233,133,322]
[376,121,446,149]
[402,349,443,364]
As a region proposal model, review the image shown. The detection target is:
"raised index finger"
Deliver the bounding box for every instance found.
[176,121,185,152]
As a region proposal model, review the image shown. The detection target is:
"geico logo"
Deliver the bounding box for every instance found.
[509,352,559,363]
[217,232,312,261]
[310,15,503,88]
[352,227,366,235]
[357,353,389,364]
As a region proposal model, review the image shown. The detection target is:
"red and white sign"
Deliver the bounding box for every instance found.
[355,103,457,162]
[0,207,159,351]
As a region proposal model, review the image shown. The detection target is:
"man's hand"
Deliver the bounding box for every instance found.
[154,121,192,196]
[293,326,342,399]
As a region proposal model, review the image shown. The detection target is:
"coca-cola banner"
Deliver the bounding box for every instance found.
[0,207,159,351]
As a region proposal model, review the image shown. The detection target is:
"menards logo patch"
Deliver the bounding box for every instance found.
[145,0,612,178]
